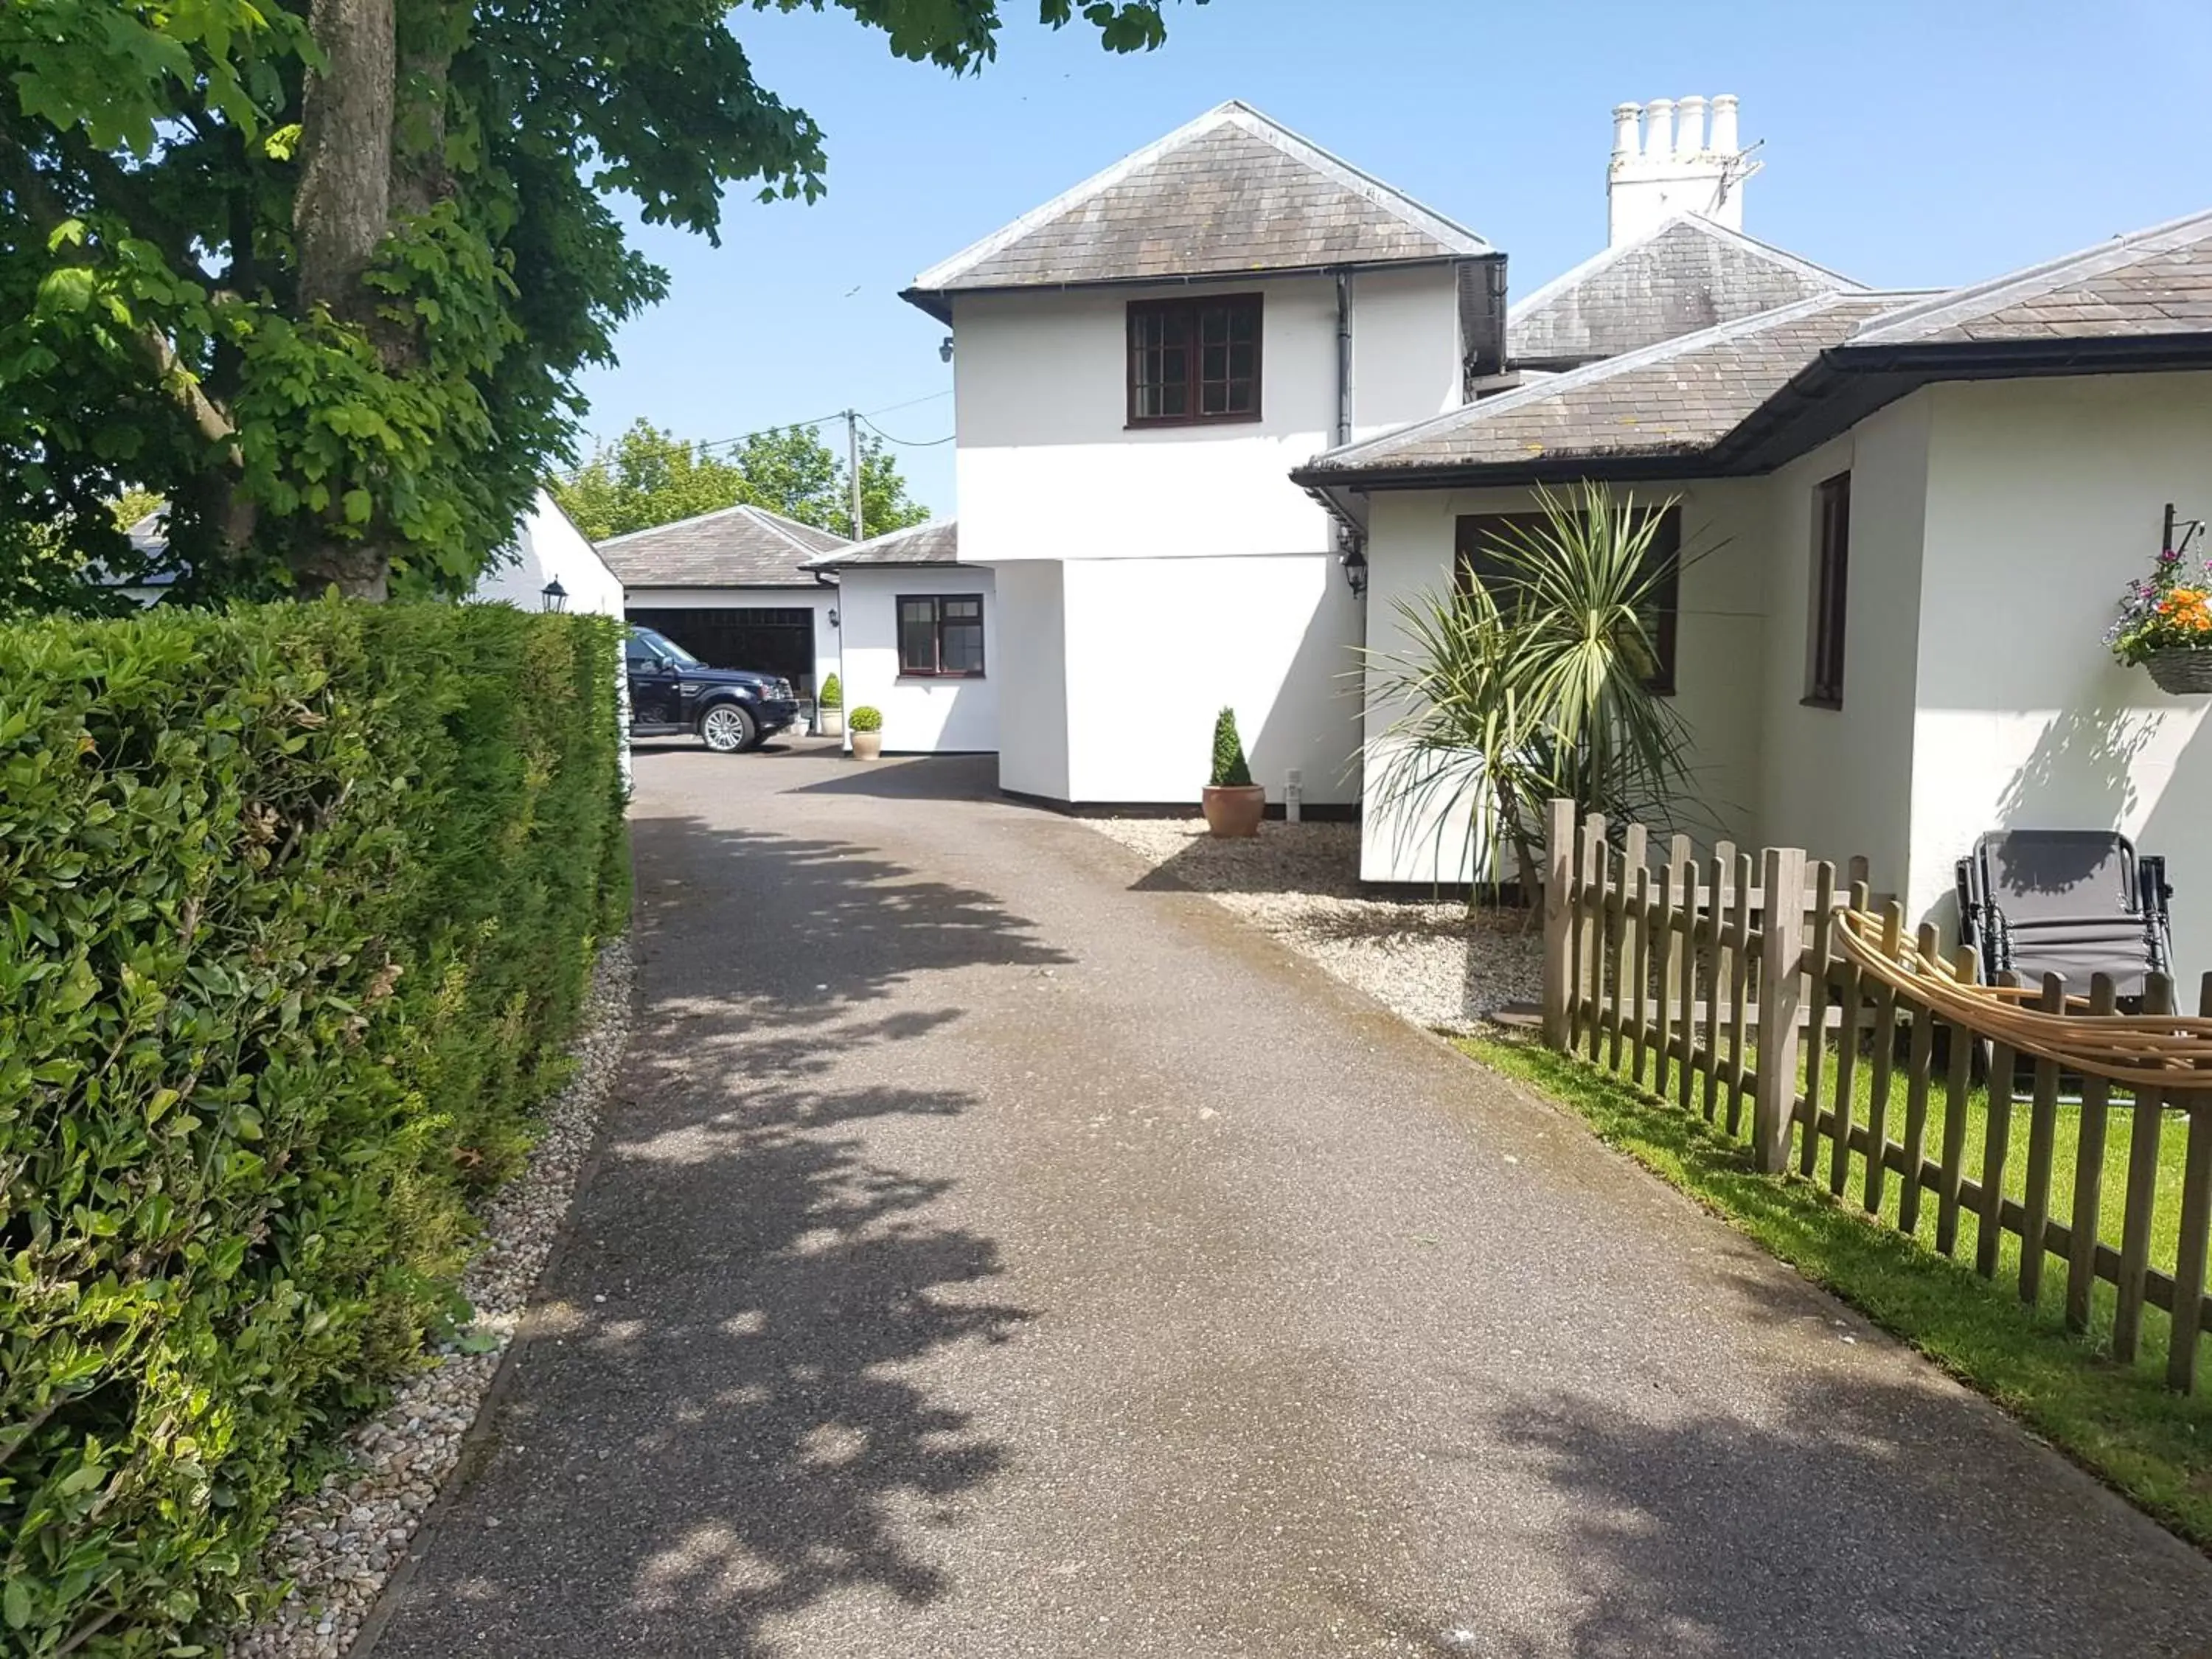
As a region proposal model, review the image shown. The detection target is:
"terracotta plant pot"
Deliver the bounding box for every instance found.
[2144,647,2212,695]
[1201,783,1266,838]
[850,731,883,761]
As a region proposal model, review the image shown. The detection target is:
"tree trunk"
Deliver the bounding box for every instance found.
[294,0,395,319]
[291,0,398,598]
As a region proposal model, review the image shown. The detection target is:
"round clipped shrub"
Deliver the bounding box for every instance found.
[849,705,883,732]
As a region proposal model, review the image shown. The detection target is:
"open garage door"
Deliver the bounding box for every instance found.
[627,607,818,696]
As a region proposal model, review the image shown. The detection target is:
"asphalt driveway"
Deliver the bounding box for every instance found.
[366,742,2212,1658]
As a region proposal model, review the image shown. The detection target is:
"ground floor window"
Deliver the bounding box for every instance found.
[897,595,986,677]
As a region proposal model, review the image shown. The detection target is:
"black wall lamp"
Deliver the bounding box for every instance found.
[1339,544,1368,597]
[540,577,568,613]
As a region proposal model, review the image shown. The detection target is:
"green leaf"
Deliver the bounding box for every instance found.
[4,1575,29,1630]
[37,266,95,316]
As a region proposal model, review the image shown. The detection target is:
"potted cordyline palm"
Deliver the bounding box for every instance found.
[1202,706,1266,837]
[2108,540,2212,694]
[1364,481,1697,900]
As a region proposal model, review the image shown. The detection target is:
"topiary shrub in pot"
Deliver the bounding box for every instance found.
[817,672,844,736]
[1202,705,1265,837]
[849,703,883,760]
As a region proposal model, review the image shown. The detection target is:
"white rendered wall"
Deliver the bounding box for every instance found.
[476,490,625,616]
[1059,554,1363,805]
[837,566,999,754]
[1357,477,1773,883]
[953,269,1461,568]
[1753,394,1933,889]
[993,560,1069,797]
[1907,373,2212,977]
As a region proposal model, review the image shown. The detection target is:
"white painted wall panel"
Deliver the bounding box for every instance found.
[992,560,1069,797]
[836,566,999,754]
[1753,394,1932,888]
[1909,372,2212,977]
[1060,554,1363,805]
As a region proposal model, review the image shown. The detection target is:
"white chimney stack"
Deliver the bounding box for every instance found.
[1607,92,1750,248]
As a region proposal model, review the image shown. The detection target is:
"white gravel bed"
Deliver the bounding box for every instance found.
[227,935,634,1659]
[1084,817,1541,1033]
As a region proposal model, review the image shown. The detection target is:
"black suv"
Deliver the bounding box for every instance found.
[625,626,800,753]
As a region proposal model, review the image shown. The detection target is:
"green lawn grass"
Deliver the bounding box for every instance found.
[1461,1032,2212,1548]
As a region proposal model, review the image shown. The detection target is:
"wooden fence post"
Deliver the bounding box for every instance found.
[1542,799,1575,1051]
[2168,973,2212,1394]
[1753,845,1806,1175]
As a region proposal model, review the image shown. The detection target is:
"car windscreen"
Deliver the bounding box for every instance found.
[631,627,704,669]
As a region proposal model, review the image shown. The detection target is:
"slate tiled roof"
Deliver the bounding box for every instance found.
[806,521,959,568]
[1847,207,2212,347]
[905,102,1489,316]
[598,504,846,588]
[1509,216,1862,368]
[1303,291,1919,479]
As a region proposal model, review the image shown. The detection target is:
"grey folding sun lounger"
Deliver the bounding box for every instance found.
[1954,830,2172,1000]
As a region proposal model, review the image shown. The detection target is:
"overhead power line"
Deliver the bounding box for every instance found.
[857,413,954,448]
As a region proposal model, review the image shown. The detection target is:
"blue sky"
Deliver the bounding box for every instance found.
[571,0,2212,518]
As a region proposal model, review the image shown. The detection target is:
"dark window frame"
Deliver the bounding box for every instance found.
[1453,507,1682,696]
[1125,293,1265,428]
[896,593,987,679]
[1805,472,1851,709]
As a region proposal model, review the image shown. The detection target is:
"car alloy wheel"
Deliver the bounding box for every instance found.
[700,705,754,753]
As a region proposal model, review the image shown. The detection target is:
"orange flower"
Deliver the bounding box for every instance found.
[2158,588,2211,631]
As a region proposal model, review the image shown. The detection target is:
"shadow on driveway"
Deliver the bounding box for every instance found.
[369,809,1070,1658]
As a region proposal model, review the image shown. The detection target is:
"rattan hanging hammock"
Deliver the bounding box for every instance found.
[1831,908,2212,1091]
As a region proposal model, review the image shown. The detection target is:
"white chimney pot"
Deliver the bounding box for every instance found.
[1709,93,1739,156]
[1676,94,1708,156]
[1643,97,1676,161]
[1612,101,1641,159]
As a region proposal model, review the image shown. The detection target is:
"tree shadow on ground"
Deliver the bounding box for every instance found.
[371,813,1070,1659]
[1450,1262,2212,1658]
[784,751,1006,804]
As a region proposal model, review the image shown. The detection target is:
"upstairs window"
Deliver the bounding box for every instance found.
[1127,295,1262,426]
[1455,506,1682,695]
[1806,472,1851,709]
[898,594,987,678]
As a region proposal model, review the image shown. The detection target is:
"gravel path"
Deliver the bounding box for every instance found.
[228,936,634,1659]
[1082,816,1540,1032]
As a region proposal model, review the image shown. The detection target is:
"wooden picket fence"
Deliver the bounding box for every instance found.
[1540,799,2212,1395]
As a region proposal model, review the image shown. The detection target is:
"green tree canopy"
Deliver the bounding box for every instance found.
[553,418,932,543]
[0,0,1193,607]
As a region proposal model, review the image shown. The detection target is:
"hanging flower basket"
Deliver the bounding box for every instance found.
[2143,646,2212,695]
[2107,534,2212,692]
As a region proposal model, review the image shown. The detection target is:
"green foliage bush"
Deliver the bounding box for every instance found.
[818,673,841,711]
[847,705,882,733]
[1209,706,1252,788]
[0,600,626,1655]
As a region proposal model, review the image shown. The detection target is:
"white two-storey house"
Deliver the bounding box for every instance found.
[903,100,1505,808]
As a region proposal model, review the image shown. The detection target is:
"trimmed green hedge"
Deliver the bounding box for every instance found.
[0,601,626,1655]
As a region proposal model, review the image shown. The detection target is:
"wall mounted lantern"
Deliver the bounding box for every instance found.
[540,577,568,613]
[939,335,955,364]
[1339,545,1368,597]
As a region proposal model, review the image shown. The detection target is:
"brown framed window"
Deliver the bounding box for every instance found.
[1454,506,1681,695]
[1127,294,1262,425]
[897,594,986,678]
[1805,472,1850,709]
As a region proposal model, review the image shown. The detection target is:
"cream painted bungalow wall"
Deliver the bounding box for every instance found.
[1907,372,2212,976]
[476,490,625,617]
[951,267,1461,804]
[1751,392,1933,888]
[835,566,999,754]
[1357,474,1774,883]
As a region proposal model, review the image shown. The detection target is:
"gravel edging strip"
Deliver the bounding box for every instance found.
[1081,817,1541,1032]
[226,934,635,1659]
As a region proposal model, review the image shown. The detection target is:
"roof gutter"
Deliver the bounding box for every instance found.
[1291,330,2212,493]
[900,254,1471,324]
